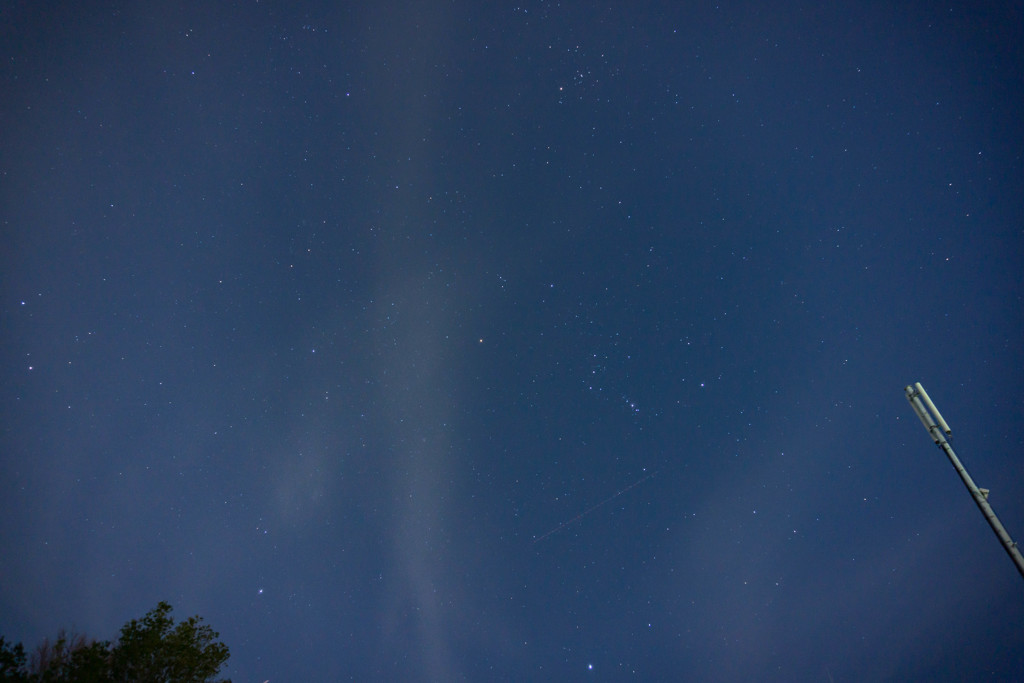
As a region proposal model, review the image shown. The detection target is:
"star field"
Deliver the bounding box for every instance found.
[2,2,1023,681]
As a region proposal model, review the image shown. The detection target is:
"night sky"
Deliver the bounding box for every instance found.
[2,2,1023,681]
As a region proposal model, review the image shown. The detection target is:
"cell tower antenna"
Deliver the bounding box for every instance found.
[905,382,1024,580]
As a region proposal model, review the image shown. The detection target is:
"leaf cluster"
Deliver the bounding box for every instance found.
[0,602,230,683]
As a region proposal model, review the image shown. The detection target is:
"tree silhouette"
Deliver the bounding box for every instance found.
[0,637,28,682]
[28,631,108,682]
[0,602,230,683]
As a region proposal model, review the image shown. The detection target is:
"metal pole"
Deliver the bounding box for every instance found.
[905,383,1024,580]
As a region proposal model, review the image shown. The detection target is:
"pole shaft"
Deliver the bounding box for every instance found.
[905,384,1024,581]
[937,439,1024,579]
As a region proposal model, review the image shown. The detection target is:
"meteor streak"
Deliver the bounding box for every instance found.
[533,471,654,544]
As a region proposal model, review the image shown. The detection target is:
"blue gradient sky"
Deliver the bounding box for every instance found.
[2,2,1022,680]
